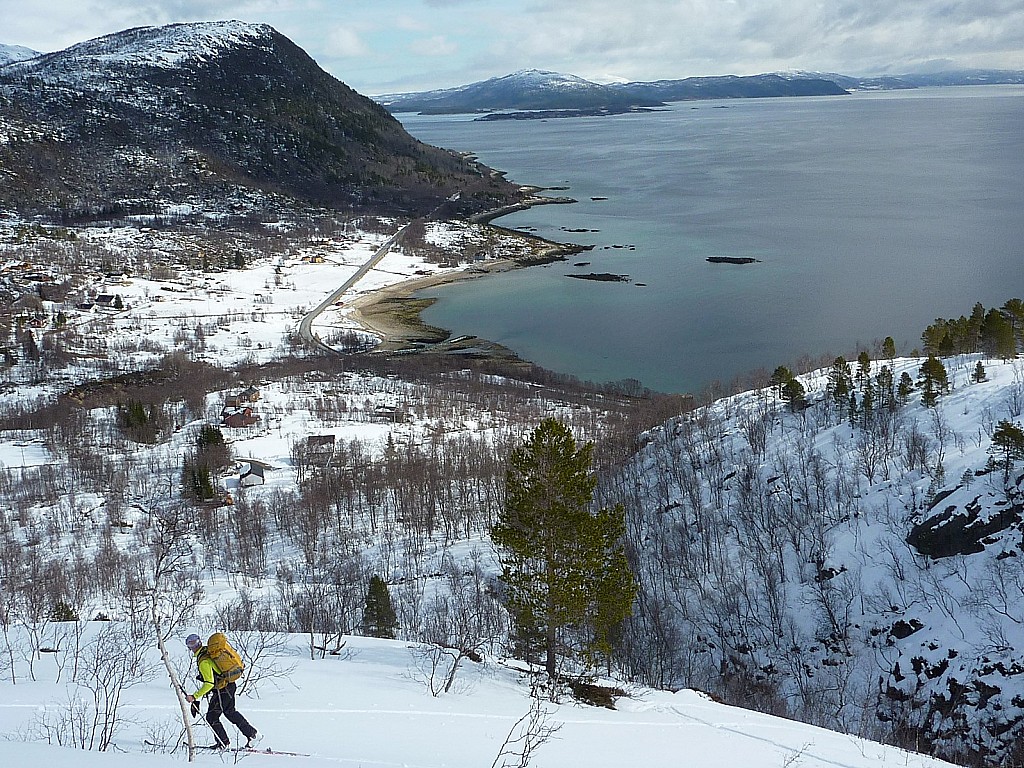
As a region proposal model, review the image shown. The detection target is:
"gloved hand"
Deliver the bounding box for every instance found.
[190,700,201,718]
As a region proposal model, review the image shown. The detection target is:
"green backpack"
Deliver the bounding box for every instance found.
[203,632,245,689]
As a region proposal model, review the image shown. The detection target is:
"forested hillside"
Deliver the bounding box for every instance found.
[602,300,1024,767]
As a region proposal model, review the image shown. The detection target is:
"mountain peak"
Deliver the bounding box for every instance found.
[0,21,522,218]
[8,20,276,80]
[0,43,41,66]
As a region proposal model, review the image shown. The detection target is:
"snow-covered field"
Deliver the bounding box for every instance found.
[0,629,960,768]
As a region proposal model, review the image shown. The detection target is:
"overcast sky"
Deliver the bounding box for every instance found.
[3,0,1023,94]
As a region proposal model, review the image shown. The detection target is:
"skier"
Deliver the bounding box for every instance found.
[184,632,260,750]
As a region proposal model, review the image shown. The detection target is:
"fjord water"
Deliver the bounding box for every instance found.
[400,87,1024,395]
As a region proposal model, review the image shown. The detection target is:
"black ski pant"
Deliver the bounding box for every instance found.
[205,682,257,746]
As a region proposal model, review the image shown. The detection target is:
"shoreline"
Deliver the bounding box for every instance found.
[346,194,583,358]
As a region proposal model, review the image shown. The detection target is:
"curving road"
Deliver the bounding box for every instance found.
[296,222,412,354]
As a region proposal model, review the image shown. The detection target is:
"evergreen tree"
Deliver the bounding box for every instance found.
[990,420,1024,483]
[769,365,795,399]
[882,336,897,361]
[876,365,895,411]
[362,575,398,639]
[897,371,914,407]
[492,418,635,678]
[980,308,1016,359]
[918,355,950,408]
[855,350,872,390]
[780,377,807,412]
[117,398,166,443]
[968,302,986,350]
[937,332,956,357]
[1003,298,1024,349]
[182,458,216,501]
[18,328,39,361]
[827,357,852,413]
[972,361,987,383]
[860,381,875,428]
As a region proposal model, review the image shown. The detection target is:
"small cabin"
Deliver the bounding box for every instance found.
[222,407,258,428]
[239,462,265,487]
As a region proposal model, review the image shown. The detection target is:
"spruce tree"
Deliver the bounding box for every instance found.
[980,308,1016,359]
[897,371,914,407]
[1003,298,1024,349]
[918,355,950,408]
[876,365,895,411]
[363,575,398,639]
[769,365,795,399]
[855,350,872,390]
[492,418,635,678]
[972,361,987,383]
[781,377,806,412]
[882,336,897,361]
[990,420,1024,483]
[827,357,852,414]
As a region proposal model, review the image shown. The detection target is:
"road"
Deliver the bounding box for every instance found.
[296,222,413,354]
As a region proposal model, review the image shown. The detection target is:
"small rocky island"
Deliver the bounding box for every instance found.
[567,272,630,282]
[475,106,662,121]
[706,256,760,264]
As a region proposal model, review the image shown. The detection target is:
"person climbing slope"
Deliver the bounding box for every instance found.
[184,632,260,750]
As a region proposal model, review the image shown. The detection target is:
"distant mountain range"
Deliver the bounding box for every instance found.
[379,67,1024,116]
[0,43,39,66]
[0,23,522,221]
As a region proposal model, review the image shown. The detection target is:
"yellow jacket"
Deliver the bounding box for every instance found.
[191,648,218,699]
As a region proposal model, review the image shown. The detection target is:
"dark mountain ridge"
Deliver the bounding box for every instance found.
[380,69,848,114]
[380,67,1024,115]
[0,22,521,221]
[380,68,666,114]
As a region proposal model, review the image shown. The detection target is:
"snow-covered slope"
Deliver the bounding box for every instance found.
[5,21,272,82]
[612,353,1024,765]
[0,629,959,768]
[0,43,40,66]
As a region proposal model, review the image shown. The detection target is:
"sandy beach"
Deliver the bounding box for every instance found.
[345,196,582,354]
[345,258,520,349]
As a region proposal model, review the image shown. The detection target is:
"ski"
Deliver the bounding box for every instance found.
[149,741,310,757]
[238,747,311,757]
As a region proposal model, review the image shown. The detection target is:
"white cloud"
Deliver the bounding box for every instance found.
[409,34,458,57]
[1,0,1021,92]
[326,25,371,58]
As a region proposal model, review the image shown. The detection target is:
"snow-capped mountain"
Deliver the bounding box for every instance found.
[791,69,1024,91]
[379,68,665,114]
[0,43,40,66]
[379,68,851,114]
[3,21,272,82]
[0,21,521,220]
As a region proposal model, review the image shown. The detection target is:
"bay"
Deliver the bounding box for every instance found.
[399,87,1024,395]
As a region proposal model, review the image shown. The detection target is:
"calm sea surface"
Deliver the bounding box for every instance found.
[399,87,1024,395]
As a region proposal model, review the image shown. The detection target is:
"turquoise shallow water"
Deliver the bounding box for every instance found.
[399,87,1024,395]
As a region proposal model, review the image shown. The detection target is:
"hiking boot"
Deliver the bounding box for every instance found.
[244,732,262,749]
[204,743,228,750]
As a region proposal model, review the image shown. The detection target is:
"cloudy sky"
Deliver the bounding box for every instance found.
[3,0,1023,94]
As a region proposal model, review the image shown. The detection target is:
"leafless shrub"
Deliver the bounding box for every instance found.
[489,685,562,768]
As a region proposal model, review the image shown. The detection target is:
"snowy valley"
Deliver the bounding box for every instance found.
[1,19,1024,768]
